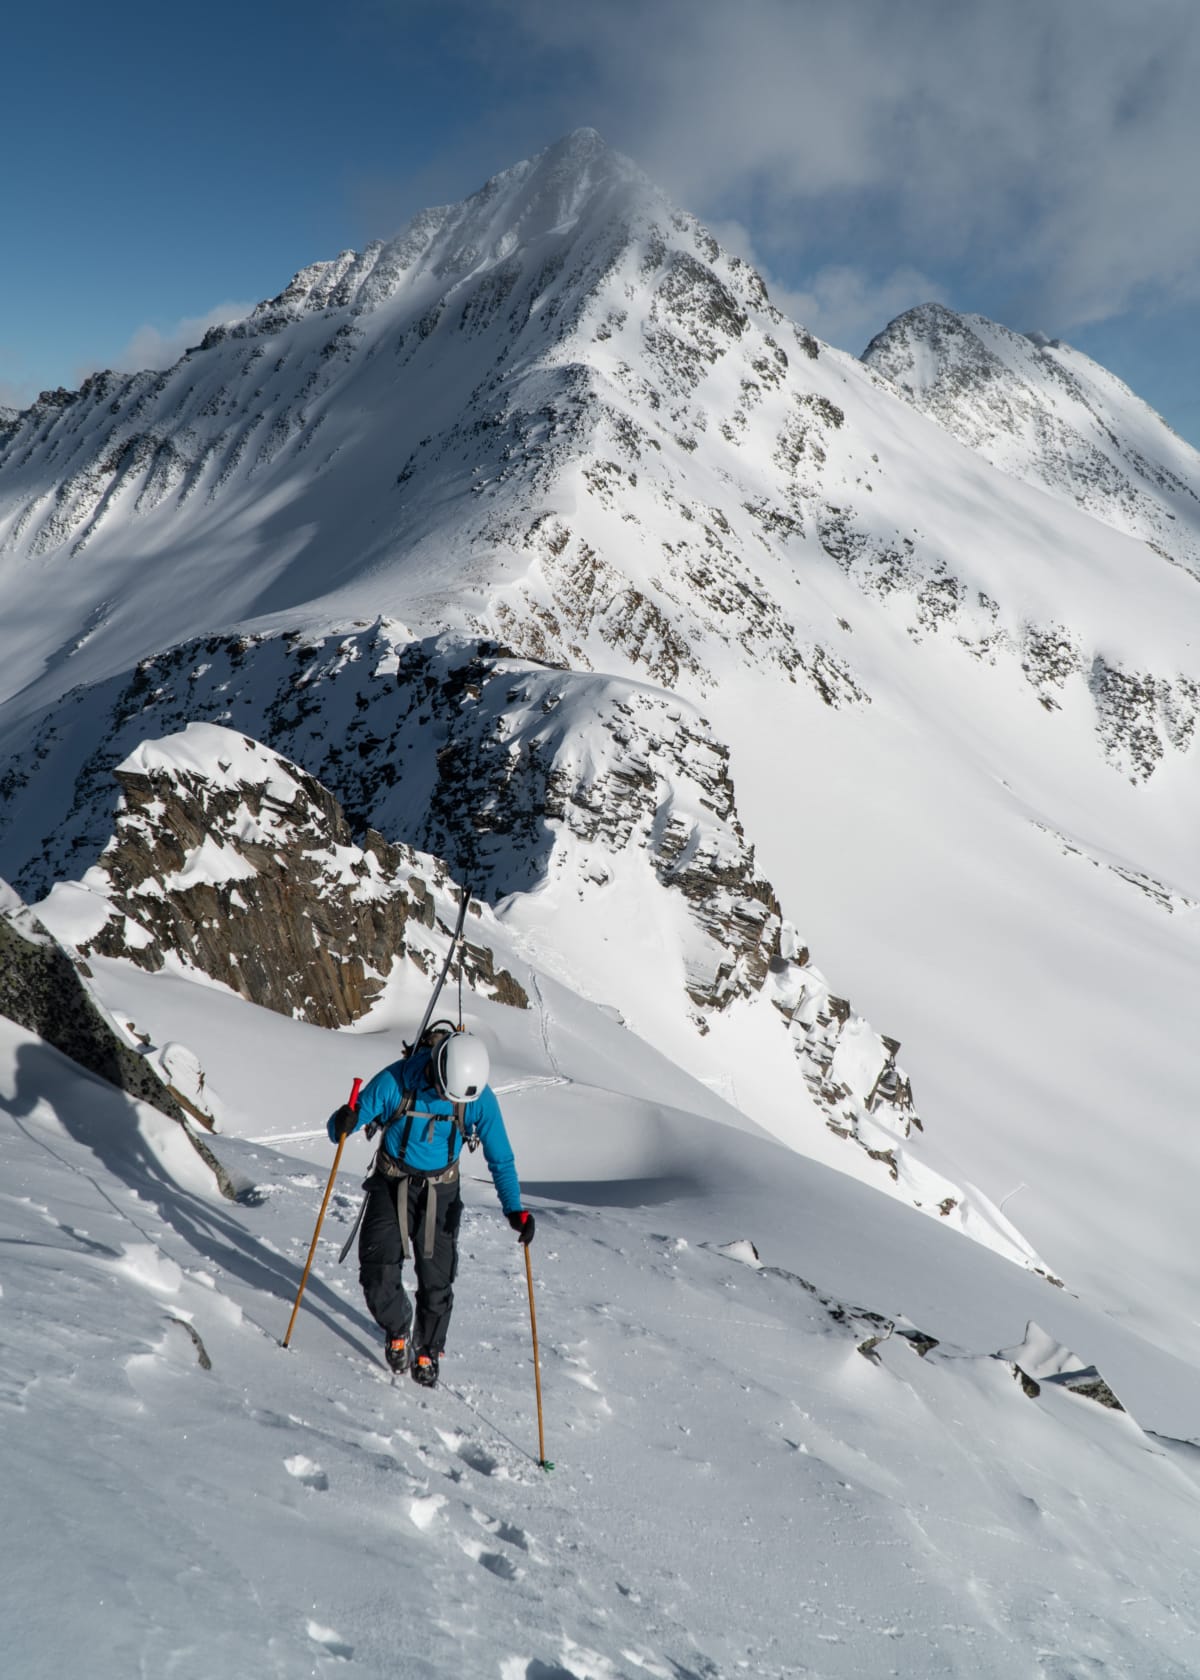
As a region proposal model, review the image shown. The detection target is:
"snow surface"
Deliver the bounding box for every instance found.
[5,970,1200,1679]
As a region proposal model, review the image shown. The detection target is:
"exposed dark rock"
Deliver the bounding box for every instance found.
[168,1317,214,1370]
[1047,1367,1125,1411]
[0,882,184,1124]
[61,727,527,1030]
[1013,1365,1042,1399]
[896,1328,939,1358]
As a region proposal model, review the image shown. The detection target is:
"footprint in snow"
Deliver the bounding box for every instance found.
[456,1533,522,1580]
[458,1441,506,1477]
[285,1455,329,1491]
[437,1427,520,1482]
[306,1621,353,1660]
[471,1507,530,1551]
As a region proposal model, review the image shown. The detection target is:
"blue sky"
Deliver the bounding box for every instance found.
[3,0,1197,448]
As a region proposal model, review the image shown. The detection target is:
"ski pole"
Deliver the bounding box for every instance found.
[282,1077,362,1348]
[522,1232,553,1471]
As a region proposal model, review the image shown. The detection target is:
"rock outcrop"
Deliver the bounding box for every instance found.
[10,630,781,1018]
[0,877,241,1200]
[38,724,527,1030]
[0,877,185,1123]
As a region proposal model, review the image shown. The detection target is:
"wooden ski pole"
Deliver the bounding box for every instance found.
[282,1077,362,1348]
[522,1232,553,1471]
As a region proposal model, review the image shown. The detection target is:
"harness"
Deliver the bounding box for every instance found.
[375,1088,475,1259]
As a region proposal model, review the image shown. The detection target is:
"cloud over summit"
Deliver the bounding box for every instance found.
[482,0,1199,334]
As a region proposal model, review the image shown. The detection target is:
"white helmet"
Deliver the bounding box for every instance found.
[435,1032,489,1102]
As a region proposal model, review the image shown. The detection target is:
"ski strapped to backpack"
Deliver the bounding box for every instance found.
[336,890,475,1265]
[366,1021,479,1157]
[409,887,474,1054]
[367,1018,482,1260]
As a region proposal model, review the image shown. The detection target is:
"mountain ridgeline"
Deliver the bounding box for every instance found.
[2,130,1196,778]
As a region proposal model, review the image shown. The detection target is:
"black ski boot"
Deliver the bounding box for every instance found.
[385,1334,410,1374]
[411,1350,440,1388]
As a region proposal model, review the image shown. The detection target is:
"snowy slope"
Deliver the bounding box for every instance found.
[27,719,1029,1270]
[2,130,1200,1382]
[863,302,1200,576]
[5,973,1200,1680]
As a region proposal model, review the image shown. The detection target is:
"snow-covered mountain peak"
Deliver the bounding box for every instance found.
[465,125,651,245]
[863,302,1200,575]
[216,128,659,342]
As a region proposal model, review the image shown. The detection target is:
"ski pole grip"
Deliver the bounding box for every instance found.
[349,1077,363,1110]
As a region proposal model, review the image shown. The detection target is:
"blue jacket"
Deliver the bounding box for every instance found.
[334,1046,522,1214]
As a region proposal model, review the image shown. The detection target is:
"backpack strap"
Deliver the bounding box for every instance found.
[389,1093,467,1171]
[390,1090,418,1167]
[419,1101,469,1166]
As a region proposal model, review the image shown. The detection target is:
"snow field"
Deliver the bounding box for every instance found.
[5,990,1200,1678]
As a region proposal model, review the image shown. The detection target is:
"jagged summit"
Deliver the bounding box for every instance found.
[4,129,655,418]
[220,128,655,342]
[3,132,1200,794]
[0,132,809,706]
[863,302,1200,573]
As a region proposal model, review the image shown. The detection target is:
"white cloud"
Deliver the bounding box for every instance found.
[784,266,952,355]
[480,0,1200,331]
[707,219,946,351]
[101,301,255,377]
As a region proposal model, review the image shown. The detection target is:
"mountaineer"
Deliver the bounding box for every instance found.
[328,1027,534,1387]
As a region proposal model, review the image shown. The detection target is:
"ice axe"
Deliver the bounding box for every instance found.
[281,1077,362,1348]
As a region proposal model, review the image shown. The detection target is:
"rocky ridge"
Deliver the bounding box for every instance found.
[0,877,238,1195]
[39,724,527,1031]
[1,625,783,1018]
[0,877,184,1122]
[1,136,1195,789]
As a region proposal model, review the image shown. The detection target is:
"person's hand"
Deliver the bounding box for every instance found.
[507,1210,535,1245]
[327,1105,357,1144]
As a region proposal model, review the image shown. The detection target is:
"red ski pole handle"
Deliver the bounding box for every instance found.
[348,1077,363,1110]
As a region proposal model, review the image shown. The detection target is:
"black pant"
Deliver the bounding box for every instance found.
[358,1172,461,1355]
